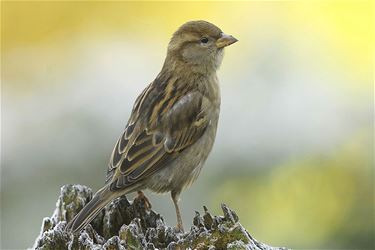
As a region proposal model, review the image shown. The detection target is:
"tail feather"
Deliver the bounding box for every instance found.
[65,186,113,233]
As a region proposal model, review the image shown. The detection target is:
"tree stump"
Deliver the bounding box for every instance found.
[33,184,289,250]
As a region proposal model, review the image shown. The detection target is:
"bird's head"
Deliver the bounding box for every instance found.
[165,20,238,74]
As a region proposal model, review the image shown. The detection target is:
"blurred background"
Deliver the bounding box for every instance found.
[1,1,373,249]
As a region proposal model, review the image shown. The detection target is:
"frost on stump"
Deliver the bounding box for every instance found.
[33,184,289,250]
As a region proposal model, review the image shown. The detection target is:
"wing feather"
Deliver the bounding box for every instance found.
[106,77,211,191]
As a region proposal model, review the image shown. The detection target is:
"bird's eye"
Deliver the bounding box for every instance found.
[200,37,209,44]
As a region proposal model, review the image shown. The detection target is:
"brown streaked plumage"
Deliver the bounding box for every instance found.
[65,20,237,233]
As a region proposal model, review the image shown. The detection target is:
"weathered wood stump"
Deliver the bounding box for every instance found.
[33,184,288,250]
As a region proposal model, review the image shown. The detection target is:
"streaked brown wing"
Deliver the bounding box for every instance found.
[105,83,153,183]
[106,90,210,191]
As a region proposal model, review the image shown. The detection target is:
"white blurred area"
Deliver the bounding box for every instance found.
[2,20,372,248]
[3,29,371,177]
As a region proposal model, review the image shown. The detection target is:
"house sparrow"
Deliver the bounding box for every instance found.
[65,20,237,233]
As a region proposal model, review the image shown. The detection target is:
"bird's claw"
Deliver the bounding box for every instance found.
[134,190,152,210]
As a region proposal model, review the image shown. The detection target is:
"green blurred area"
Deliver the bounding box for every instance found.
[209,131,373,249]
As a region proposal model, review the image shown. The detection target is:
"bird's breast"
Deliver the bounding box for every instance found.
[146,109,219,194]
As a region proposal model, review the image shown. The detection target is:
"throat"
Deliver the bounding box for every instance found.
[162,55,218,76]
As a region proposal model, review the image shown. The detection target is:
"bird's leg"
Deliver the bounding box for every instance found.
[171,191,184,232]
[134,190,152,210]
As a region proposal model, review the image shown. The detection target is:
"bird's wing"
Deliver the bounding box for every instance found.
[105,80,211,191]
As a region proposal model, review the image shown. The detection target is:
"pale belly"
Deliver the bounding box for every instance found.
[145,110,219,195]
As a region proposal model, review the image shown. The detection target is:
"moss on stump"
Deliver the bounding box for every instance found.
[33,184,288,250]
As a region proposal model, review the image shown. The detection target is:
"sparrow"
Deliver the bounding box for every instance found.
[65,20,237,233]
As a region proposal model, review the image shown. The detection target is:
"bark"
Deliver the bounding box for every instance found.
[32,184,289,250]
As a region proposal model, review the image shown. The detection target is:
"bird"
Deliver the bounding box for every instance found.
[65,20,237,233]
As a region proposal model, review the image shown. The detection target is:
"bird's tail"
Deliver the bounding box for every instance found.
[65,185,113,233]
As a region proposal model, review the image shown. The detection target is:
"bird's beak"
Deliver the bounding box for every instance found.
[216,33,238,48]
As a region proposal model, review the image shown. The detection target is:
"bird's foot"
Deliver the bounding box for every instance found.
[175,222,184,233]
[134,190,152,210]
